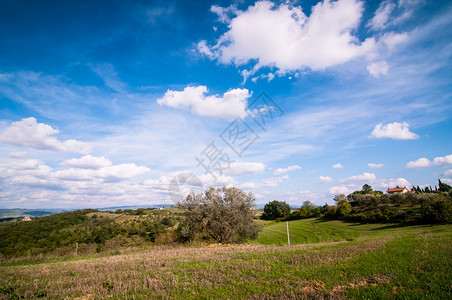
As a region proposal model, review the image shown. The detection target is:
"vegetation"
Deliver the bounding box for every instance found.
[261,200,291,220]
[1,184,451,298]
[0,208,180,260]
[323,181,452,224]
[177,186,262,243]
[0,219,450,299]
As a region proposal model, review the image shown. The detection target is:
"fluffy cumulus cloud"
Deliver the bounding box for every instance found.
[366,61,389,78]
[157,86,251,120]
[444,170,452,177]
[198,0,408,79]
[0,117,91,153]
[368,163,384,168]
[223,162,265,176]
[61,155,112,169]
[319,176,334,183]
[371,121,419,140]
[54,163,150,182]
[406,154,452,168]
[329,185,355,195]
[332,163,343,169]
[378,177,411,189]
[343,172,377,182]
[273,165,301,175]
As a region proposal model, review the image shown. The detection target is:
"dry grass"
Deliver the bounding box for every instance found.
[0,238,389,299]
[1,221,451,299]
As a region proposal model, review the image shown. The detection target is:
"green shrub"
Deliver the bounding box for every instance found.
[261,200,291,220]
[103,280,115,290]
[33,289,47,297]
[421,195,452,223]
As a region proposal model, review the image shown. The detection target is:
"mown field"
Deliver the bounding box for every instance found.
[1,219,451,299]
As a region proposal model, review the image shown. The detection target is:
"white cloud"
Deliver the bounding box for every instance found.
[406,154,452,168]
[380,32,410,50]
[443,169,452,177]
[441,178,452,184]
[4,159,40,170]
[371,121,419,140]
[197,40,216,59]
[198,172,236,187]
[157,86,251,120]
[98,164,150,181]
[200,0,378,78]
[406,157,431,168]
[240,175,289,189]
[367,0,395,30]
[223,162,265,176]
[251,72,275,83]
[273,165,301,175]
[8,151,28,159]
[319,176,334,183]
[432,155,452,167]
[368,163,384,168]
[0,117,91,153]
[54,163,150,181]
[299,190,327,205]
[210,4,237,23]
[343,172,377,182]
[53,168,97,181]
[62,155,112,169]
[332,163,343,169]
[367,61,389,77]
[378,177,411,188]
[329,185,354,195]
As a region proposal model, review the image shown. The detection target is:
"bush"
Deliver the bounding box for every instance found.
[178,186,262,243]
[421,194,452,223]
[261,200,291,220]
[336,201,352,218]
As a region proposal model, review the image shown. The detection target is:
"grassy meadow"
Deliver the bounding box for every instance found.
[1,218,451,299]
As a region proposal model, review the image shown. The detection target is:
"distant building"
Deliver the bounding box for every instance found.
[386,187,410,194]
[22,216,32,221]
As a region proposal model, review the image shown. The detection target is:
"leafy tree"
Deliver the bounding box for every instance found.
[178,186,262,243]
[333,194,348,204]
[302,201,316,211]
[362,184,373,194]
[336,201,352,218]
[421,194,452,223]
[261,200,291,220]
[439,179,452,193]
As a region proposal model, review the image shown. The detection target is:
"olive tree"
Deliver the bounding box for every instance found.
[177,186,262,243]
[261,200,291,220]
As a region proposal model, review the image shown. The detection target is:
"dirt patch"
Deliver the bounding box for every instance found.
[330,274,393,294]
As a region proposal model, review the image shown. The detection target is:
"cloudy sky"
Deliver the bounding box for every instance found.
[1,0,451,209]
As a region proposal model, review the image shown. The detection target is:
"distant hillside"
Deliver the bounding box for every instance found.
[0,209,66,220]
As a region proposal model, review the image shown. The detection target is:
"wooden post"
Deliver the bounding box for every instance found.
[286,221,290,246]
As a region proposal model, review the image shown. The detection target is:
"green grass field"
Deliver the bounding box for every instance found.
[1,219,451,299]
[255,218,394,245]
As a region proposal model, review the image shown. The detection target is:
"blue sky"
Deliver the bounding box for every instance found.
[0,0,451,209]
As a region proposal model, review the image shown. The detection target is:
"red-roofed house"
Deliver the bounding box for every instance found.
[386,187,410,194]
